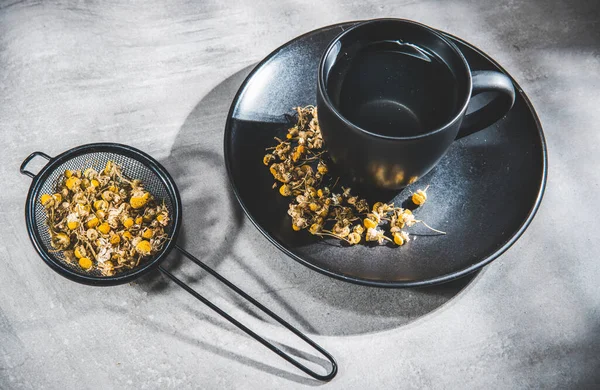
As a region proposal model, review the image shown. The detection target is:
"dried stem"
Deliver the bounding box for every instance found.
[418,220,446,235]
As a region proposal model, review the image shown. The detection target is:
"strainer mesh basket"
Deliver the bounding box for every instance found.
[29,149,177,279]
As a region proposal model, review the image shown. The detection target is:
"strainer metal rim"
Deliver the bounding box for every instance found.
[24,143,183,286]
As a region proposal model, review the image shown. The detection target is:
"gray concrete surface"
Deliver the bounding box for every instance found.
[1,0,599,388]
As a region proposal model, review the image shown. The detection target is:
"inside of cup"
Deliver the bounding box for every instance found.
[321,19,471,136]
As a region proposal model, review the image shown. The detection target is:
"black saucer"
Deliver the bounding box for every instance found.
[224,22,547,287]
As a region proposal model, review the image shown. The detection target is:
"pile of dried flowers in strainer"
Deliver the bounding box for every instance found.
[263,106,445,246]
[39,161,170,276]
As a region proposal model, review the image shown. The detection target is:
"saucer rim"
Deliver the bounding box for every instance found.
[223,21,548,288]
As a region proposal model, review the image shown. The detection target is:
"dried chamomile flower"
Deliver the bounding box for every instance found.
[317,161,328,174]
[393,231,410,246]
[130,190,150,209]
[263,154,275,166]
[51,233,70,250]
[412,186,429,206]
[309,223,322,235]
[363,216,378,229]
[332,222,350,238]
[135,240,152,256]
[353,225,364,235]
[79,257,93,269]
[366,228,390,245]
[279,184,292,197]
[66,213,80,230]
[391,208,416,229]
[40,194,54,208]
[401,209,416,227]
[354,199,370,213]
[347,232,361,245]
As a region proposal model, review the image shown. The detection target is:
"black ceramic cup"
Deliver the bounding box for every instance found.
[317,19,516,189]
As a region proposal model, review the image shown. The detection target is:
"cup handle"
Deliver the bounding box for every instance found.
[456,70,516,139]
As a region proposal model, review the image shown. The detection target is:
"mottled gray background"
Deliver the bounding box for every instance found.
[1,0,599,388]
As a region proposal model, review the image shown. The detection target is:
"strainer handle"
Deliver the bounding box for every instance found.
[20,151,52,178]
[158,244,338,382]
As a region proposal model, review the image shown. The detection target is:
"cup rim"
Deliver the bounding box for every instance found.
[318,18,473,141]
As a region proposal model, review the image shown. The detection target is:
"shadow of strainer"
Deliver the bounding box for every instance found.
[20,128,336,381]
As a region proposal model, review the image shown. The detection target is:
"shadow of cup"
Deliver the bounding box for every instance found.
[136,63,479,337]
[135,67,249,293]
